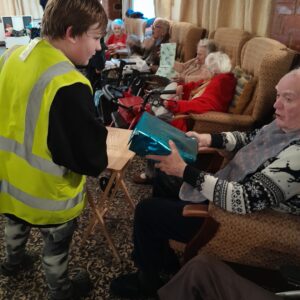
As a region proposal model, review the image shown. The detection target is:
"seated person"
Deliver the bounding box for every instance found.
[172,39,218,83]
[165,51,236,132]
[86,37,107,88]
[126,34,144,57]
[133,51,236,184]
[142,18,170,72]
[106,19,127,57]
[4,24,13,37]
[110,69,300,299]
[159,255,282,300]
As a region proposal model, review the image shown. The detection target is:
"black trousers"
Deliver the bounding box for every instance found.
[132,170,205,274]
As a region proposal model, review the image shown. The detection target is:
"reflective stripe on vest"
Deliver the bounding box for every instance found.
[0,45,22,70]
[1,179,84,211]
[0,61,74,177]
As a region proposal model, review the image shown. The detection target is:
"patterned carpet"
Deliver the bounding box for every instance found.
[0,157,153,300]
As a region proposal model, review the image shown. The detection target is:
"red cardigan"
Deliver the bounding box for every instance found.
[167,73,236,131]
[106,33,127,46]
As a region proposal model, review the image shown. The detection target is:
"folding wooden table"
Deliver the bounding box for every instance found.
[83,127,135,261]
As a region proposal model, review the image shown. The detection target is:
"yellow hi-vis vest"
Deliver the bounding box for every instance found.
[0,39,93,225]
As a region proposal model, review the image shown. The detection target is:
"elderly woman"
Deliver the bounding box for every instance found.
[133,51,236,184]
[165,51,236,131]
[106,19,127,57]
[142,18,170,72]
[172,39,218,83]
[110,69,300,298]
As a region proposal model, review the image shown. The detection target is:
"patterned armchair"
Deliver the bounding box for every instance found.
[170,166,300,270]
[197,204,300,269]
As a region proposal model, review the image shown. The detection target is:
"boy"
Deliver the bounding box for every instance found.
[0,0,108,299]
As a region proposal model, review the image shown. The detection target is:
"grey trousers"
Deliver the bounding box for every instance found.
[158,255,281,300]
[4,216,76,299]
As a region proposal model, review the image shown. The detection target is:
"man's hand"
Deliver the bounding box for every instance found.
[146,140,187,178]
[185,132,212,152]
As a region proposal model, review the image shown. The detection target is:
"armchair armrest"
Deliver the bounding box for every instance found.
[192,112,256,133]
[173,114,190,120]
[183,204,210,217]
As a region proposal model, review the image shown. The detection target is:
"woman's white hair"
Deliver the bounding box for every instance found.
[205,51,232,74]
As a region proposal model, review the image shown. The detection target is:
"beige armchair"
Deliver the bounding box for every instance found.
[124,16,147,41]
[209,27,252,67]
[169,21,206,62]
[183,36,296,133]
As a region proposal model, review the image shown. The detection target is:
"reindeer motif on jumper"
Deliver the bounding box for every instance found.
[269,161,300,183]
[262,144,300,201]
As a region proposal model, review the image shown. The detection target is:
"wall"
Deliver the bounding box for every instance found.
[102,0,122,20]
[269,0,300,52]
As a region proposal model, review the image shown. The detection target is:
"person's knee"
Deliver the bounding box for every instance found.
[135,198,157,220]
[185,255,220,275]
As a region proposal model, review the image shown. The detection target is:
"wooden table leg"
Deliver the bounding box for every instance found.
[82,182,121,261]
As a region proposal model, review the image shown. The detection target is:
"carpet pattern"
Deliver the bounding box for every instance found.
[0,157,153,300]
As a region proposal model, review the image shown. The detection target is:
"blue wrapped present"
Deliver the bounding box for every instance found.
[128,112,198,163]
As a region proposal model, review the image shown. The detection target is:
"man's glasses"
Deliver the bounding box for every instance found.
[152,24,162,29]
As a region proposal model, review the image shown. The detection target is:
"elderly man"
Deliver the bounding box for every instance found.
[110,69,300,299]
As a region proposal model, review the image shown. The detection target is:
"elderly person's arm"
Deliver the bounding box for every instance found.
[164,73,236,114]
[147,130,300,215]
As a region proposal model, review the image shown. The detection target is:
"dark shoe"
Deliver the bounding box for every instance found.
[110,272,162,299]
[99,175,116,193]
[49,268,92,300]
[133,173,153,185]
[0,253,37,276]
[71,268,93,298]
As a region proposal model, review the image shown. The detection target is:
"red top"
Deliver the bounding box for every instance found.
[106,33,127,46]
[166,73,236,131]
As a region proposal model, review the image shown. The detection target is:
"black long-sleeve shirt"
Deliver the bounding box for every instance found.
[48,82,108,177]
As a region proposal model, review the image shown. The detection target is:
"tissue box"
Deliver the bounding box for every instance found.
[128,112,198,163]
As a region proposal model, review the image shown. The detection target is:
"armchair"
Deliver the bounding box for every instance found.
[169,21,206,62]
[170,146,300,270]
[184,36,296,133]
[209,27,252,66]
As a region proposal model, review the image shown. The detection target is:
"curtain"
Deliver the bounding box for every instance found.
[154,0,173,19]
[122,0,133,18]
[0,0,43,19]
[153,0,273,37]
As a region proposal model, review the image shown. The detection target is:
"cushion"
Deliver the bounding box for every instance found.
[228,66,257,114]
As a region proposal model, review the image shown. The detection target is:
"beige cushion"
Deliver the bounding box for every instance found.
[229,66,257,114]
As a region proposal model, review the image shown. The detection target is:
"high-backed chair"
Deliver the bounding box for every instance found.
[209,27,252,67]
[170,169,300,270]
[169,21,206,62]
[198,205,300,269]
[124,16,147,41]
[182,37,296,133]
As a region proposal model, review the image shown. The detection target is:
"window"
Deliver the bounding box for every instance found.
[132,0,155,19]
